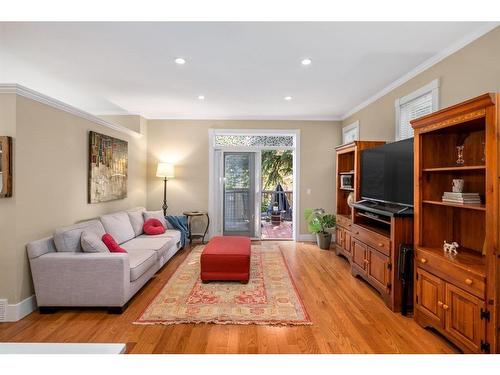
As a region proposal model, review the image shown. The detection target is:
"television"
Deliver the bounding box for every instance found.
[360,138,414,206]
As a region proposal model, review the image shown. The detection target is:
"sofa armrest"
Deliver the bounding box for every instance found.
[29,252,130,307]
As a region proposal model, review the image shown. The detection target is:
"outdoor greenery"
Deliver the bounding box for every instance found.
[304,208,336,234]
[261,150,293,190]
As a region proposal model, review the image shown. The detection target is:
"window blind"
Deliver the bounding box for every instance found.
[398,92,433,140]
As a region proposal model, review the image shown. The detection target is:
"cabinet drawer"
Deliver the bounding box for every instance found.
[415,248,485,299]
[337,215,352,230]
[351,224,390,256]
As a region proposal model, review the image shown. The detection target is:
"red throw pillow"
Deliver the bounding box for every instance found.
[143,218,166,235]
[102,233,127,253]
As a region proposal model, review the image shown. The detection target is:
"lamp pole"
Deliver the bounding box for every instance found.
[162,177,168,216]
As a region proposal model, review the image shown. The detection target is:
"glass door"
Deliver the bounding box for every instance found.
[223,152,256,237]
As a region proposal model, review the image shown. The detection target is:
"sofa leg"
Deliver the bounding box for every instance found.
[108,305,126,314]
[39,306,58,314]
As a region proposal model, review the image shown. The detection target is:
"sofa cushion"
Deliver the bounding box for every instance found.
[102,233,127,253]
[121,235,177,261]
[127,207,145,237]
[128,249,157,282]
[100,212,135,244]
[54,220,105,252]
[140,229,181,244]
[143,218,166,235]
[143,210,168,229]
[81,231,109,253]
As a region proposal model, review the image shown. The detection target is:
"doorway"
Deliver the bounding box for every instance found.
[208,130,300,241]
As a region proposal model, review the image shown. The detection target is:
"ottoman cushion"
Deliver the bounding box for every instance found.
[201,236,251,282]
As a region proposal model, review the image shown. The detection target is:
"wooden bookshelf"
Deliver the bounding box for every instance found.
[411,93,499,354]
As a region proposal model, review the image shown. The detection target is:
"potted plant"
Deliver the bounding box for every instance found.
[304,208,336,250]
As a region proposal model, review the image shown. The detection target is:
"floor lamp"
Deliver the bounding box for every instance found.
[156,162,175,216]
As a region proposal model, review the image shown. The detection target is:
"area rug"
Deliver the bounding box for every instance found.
[135,243,311,326]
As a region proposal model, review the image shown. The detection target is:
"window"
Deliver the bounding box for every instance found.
[395,79,439,140]
[342,121,359,144]
[214,134,294,148]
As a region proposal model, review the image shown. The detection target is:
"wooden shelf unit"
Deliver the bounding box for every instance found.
[334,141,385,261]
[411,93,499,354]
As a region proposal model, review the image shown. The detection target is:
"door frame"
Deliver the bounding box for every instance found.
[208,128,300,241]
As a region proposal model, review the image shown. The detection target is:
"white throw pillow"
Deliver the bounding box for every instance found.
[81,231,109,253]
[127,207,145,236]
[143,210,168,229]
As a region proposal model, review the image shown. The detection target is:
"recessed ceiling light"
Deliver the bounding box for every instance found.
[284,96,293,101]
[174,57,186,65]
[301,58,312,66]
[198,95,205,100]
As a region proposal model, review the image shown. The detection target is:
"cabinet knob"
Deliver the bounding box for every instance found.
[437,301,443,307]
[378,243,384,247]
[355,231,359,235]
[465,278,473,285]
[420,258,427,264]
[442,304,449,310]
[364,259,369,263]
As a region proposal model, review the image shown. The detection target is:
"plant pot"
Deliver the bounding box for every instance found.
[316,232,332,250]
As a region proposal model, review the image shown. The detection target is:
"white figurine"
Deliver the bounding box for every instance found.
[443,241,459,255]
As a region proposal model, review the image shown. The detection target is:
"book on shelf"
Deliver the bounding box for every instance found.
[442,199,481,205]
[442,192,481,204]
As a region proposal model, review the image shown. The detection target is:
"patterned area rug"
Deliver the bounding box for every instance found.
[135,243,311,326]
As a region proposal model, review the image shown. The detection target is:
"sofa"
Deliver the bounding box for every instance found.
[26,207,182,313]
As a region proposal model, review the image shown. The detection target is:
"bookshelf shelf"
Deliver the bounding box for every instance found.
[422,165,486,172]
[422,200,486,211]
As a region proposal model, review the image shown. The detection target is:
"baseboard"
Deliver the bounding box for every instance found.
[298,233,336,242]
[4,295,37,322]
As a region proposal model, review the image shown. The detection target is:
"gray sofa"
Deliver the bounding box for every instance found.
[26,207,182,313]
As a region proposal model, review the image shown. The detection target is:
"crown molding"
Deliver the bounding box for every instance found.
[144,114,343,121]
[341,23,500,121]
[0,83,142,138]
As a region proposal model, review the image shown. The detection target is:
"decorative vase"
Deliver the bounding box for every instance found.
[347,192,354,207]
[456,145,465,165]
[316,232,332,250]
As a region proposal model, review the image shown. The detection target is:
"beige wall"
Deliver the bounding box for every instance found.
[146,120,342,235]
[343,26,500,140]
[0,94,148,304]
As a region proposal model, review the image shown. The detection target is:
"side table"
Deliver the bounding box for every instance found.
[183,211,210,244]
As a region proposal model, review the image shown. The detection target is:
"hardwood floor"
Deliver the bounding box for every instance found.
[0,241,459,354]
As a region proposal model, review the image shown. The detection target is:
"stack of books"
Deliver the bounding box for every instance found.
[442,192,481,205]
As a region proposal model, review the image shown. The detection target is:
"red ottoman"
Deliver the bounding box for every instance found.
[200,236,251,283]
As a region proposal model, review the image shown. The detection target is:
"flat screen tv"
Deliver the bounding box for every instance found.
[360,138,414,206]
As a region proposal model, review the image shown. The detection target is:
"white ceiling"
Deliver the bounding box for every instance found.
[0,22,496,120]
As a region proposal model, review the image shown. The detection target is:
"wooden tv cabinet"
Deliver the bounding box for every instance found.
[411,93,499,353]
[350,205,413,312]
[335,141,414,312]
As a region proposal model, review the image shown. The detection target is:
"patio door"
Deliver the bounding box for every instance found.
[222,152,259,237]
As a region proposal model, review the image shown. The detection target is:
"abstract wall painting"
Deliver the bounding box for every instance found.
[0,136,13,198]
[88,131,128,203]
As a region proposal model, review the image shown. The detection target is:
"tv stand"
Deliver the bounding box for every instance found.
[350,205,414,312]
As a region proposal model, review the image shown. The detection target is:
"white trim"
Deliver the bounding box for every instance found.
[143,114,343,121]
[342,120,360,144]
[4,295,37,322]
[0,83,142,138]
[341,23,499,120]
[298,234,316,242]
[394,79,440,141]
[208,129,300,241]
[298,233,336,243]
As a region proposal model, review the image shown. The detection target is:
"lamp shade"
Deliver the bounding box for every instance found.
[156,162,175,178]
